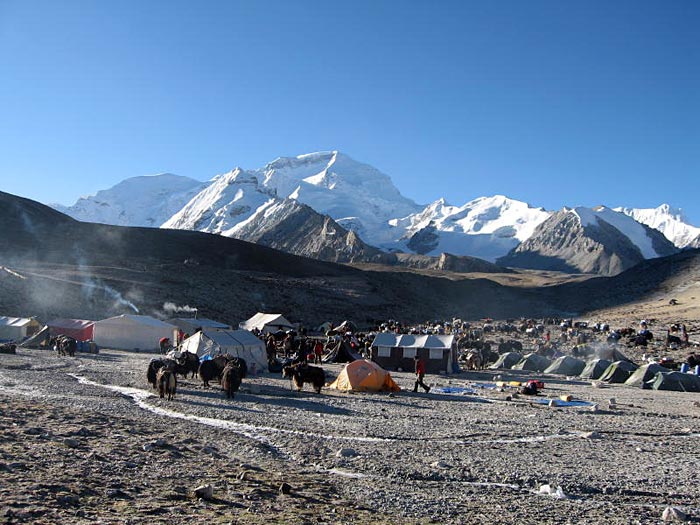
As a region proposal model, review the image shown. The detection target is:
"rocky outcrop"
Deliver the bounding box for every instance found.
[497,209,678,275]
[230,199,393,264]
[405,224,440,254]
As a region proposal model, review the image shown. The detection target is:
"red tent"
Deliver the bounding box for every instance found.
[47,318,95,341]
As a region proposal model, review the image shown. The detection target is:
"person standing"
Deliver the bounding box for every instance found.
[413,355,430,393]
[314,339,324,364]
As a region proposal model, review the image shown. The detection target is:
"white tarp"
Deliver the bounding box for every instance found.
[372,333,455,349]
[93,315,178,351]
[239,313,294,333]
[180,329,267,373]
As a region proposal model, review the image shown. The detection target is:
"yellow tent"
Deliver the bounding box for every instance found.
[329,359,401,392]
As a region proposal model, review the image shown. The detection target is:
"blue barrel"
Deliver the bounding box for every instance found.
[695,365,700,376]
[680,363,689,373]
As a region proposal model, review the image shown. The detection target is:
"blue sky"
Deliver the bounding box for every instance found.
[1,0,699,223]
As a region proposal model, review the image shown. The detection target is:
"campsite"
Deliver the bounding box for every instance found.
[2,309,700,524]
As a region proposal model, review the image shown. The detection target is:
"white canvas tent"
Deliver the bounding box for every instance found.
[0,316,42,341]
[371,333,457,374]
[179,329,268,373]
[93,315,178,351]
[239,313,294,334]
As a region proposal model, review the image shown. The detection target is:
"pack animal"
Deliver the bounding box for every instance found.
[175,351,200,379]
[687,354,700,368]
[282,363,325,393]
[463,350,483,371]
[51,335,77,357]
[147,358,176,388]
[156,367,177,400]
[198,355,235,387]
[0,343,16,355]
[666,330,683,347]
[221,362,243,399]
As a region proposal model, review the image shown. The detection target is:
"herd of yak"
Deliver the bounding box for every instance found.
[146,352,247,401]
[145,352,326,401]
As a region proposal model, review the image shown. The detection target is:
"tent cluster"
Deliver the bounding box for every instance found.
[489,349,700,392]
[11,311,293,356]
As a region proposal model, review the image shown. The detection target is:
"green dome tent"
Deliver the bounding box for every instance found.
[624,363,669,388]
[488,352,522,370]
[511,353,551,373]
[579,359,612,380]
[647,371,700,392]
[599,360,638,383]
[544,356,586,376]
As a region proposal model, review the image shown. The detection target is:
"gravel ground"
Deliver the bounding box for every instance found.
[1,347,699,524]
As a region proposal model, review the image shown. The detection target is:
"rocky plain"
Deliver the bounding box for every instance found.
[2,190,700,524]
[2,316,700,525]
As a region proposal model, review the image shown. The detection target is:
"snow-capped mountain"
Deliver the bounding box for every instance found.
[160,164,390,263]
[159,152,549,262]
[228,198,391,263]
[389,195,551,261]
[53,173,205,228]
[614,204,700,249]
[162,168,275,235]
[498,206,678,275]
[255,151,422,245]
[48,152,700,274]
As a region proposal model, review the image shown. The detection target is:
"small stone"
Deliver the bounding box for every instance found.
[431,460,450,469]
[193,484,214,500]
[279,482,292,495]
[336,448,357,458]
[589,404,599,413]
[106,489,130,499]
[63,438,80,448]
[581,431,603,439]
[662,506,688,522]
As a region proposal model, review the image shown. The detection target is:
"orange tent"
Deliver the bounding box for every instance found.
[328,359,401,392]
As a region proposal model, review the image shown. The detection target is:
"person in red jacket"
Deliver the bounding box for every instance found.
[413,355,430,393]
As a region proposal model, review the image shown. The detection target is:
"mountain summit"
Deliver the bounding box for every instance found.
[53,173,205,228]
[498,206,678,275]
[615,204,700,249]
[49,152,699,274]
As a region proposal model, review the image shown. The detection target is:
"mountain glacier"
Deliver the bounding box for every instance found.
[49,151,700,271]
[615,204,700,249]
[53,173,205,228]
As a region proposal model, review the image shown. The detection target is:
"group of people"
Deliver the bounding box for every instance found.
[264,331,324,364]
